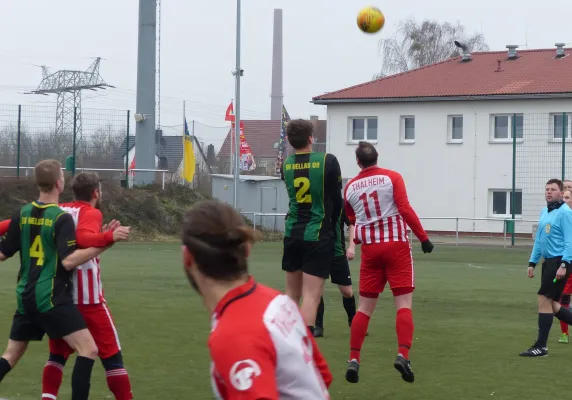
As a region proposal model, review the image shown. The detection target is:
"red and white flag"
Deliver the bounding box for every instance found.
[225,101,235,122]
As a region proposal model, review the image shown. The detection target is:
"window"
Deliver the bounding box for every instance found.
[448,115,463,142]
[400,116,415,143]
[490,114,523,141]
[350,117,377,142]
[490,190,522,216]
[551,113,571,139]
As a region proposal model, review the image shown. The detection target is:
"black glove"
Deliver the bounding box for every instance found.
[421,240,434,254]
[528,262,536,269]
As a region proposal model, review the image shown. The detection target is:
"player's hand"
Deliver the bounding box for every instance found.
[112,226,130,242]
[346,246,355,261]
[556,262,569,280]
[103,219,121,232]
[421,240,434,254]
[527,266,535,278]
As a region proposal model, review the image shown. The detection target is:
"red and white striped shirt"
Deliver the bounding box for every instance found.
[59,201,115,305]
[344,166,428,245]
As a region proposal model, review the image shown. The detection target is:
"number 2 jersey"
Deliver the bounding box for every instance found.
[209,276,333,399]
[344,166,428,245]
[0,202,77,314]
[281,152,342,241]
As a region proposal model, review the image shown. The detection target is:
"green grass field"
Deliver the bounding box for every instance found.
[0,242,568,399]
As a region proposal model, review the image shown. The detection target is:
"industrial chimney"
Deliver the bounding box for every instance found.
[507,45,519,60]
[270,9,283,121]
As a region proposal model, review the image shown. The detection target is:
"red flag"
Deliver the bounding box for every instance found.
[129,156,136,176]
[225,101,235,122]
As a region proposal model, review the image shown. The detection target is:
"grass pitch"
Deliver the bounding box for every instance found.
[0,242,567,399]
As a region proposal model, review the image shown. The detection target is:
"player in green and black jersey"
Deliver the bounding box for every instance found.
[314,209,357,338]
[0,159,110,400]
[281,119,342,332]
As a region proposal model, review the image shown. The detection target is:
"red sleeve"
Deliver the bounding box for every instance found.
[211,335,279,400]
[0,219,10,236]
[307,328,333,388]
[344,183,361,244]
[392,172,429,242]
[344,183,356,225]
[75,208,114,248]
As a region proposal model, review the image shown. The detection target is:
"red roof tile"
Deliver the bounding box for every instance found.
[313,48,572,102]
[218,120,281,158]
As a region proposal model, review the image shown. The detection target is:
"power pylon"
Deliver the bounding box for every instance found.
[29,58,113,143]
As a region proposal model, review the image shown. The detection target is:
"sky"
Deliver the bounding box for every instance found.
[1,0,571,148]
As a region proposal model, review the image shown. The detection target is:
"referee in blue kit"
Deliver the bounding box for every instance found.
[520,178,572,357]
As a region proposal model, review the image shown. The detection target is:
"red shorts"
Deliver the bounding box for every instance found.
[359,241,414,298]
[49,303,121,359]
[564,275,572,294]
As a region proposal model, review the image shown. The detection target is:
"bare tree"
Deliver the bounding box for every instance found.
[375,19,489,78]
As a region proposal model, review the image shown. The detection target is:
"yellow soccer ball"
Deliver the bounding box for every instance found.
[357,6,385,34]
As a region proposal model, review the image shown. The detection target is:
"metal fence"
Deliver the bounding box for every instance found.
[0,104,129,180]
[242,212,539,248]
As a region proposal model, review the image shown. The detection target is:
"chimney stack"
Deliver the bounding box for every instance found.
[270,9,284,121]
[454,40,471,62]
[507,45,519,60]
[556,43,566,58]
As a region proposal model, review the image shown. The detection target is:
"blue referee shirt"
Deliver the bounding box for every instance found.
[529,203,572,264]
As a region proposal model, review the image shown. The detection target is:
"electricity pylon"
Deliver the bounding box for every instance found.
[29,58,113,144]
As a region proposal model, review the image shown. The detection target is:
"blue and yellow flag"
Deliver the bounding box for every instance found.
[181,118,196,182]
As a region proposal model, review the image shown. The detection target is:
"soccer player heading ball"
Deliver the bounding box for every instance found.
[181,200,333,399]
[280,119,343,334]
[343,142,433,384]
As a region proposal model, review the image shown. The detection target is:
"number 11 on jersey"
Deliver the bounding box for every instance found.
[359,191,381,220]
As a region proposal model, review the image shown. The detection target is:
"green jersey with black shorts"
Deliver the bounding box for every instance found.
[0,201,87,341]
[281,152,342,278]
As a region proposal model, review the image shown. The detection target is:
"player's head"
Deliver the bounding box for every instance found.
[34,159,64,195]
[564,190,572,207]
[72,172,102,209]
[181,200,255,306]
[564,179,572,192]
[545,178,564,202]
[286,119,314,150]
[355,141,378,169]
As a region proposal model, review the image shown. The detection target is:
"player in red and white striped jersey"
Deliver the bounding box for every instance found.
[343,142,433,385]
[182,200,333,400]
[0,173,134,400]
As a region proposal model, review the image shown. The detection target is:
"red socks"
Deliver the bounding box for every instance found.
[42,360,64,399]
[349,311,371,362]
[106,368,133,400]
[396,308,414,359]
[561,303,570,335]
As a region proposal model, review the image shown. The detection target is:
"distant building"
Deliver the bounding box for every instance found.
[217,117,327,175]
[313,45,572,235]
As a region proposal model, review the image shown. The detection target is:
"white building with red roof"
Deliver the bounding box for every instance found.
[313,44,572,236]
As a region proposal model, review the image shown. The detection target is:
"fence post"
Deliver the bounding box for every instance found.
[455,217,459,247]
[72,107,77,176]
[125,110,130,186]
[563,112,567,181]
[16,105,21,178]
[511,113,517,246]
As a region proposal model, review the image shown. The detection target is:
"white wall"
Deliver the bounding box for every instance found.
[325,98,572,234]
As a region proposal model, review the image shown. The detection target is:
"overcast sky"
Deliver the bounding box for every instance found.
[1,0,571,147]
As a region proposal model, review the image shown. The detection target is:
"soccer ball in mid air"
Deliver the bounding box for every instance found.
[357,6,385,34]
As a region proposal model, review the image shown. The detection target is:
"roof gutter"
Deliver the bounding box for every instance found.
[311,92,572,105]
